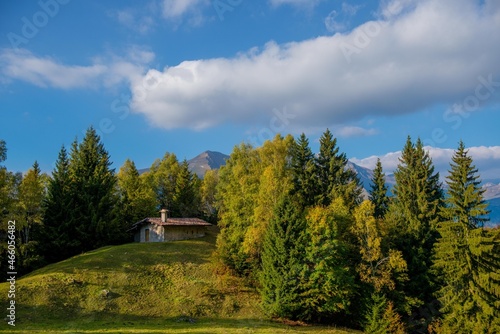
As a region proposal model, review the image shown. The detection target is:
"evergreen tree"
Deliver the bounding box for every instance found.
[39,146,75,263]
[69,127,120,250]
[260,194,307,319]
[315,129,362,210]
[174,160,200,217]
[0,140,6,164]
[369,159,389,219]
[433,141,500,332]
[386,136,444,326]
[290,133,317,207]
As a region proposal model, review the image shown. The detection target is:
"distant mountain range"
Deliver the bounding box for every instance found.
[186,151,500,226]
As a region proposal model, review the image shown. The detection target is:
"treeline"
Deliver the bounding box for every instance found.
[0,127,214,275]
[214,130,500,333]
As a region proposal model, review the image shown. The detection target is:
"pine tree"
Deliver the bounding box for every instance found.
[386,136,444,323]
[315,129,362,210]
[290,133,317,207]
[433,141,500,332]
[174,160,200,217]
[260,194,307,319]
[39,146,75,263]
[69,127,120,250]
[0,140,6,164]
[369,159,389,219]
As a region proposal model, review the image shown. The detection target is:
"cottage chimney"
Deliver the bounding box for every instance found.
[160,208,168,223]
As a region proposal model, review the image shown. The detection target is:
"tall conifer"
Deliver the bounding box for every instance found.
[40,146,75,262]
[433,141,500,332]
[260,195,307,319]
[369,158,389,219]
[69,127,120,250]
[290,133,317,207]
[387,136,443,324]
[315,129,362,210]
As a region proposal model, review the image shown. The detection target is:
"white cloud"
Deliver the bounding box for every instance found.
[0,48,153,90]
[335,126,378,138]
[325,3,362,33]
[130,0,500,131]
[162,0,210,26]
[0,49,107,89]
[378,0,418,20]
[351,146,500,181]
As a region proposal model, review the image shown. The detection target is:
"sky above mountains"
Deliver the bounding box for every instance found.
[1,0,499,177]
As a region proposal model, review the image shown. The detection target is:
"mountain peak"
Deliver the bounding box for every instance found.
[188,151,229,178]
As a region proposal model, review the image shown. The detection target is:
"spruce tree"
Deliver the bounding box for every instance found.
[315,129,362,210]
[39,146,75,262]
[433,141,500,332]
[69,127,120,250]
[290,133,317,207]
[174,160,200,217]
[387,136,444,322]
[260,194,307,319]
[369,158,389,219]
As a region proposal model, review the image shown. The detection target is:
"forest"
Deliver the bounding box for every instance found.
[0,127,499,333]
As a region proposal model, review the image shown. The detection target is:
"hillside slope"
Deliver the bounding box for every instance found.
[0,227,261,327]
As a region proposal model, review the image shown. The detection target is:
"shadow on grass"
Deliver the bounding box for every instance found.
[0,304,359,334]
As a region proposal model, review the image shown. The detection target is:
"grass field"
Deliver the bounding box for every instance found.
[0,227,359,333]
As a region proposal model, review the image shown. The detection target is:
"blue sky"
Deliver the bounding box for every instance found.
[1,0,499,179]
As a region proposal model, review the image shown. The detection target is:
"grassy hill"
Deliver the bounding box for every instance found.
[0,227,358,333]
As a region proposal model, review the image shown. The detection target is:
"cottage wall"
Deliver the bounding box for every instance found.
[138,223,164,242]
[164,226,206,241]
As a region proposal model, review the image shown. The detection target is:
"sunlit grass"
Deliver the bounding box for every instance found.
[0,227,359,333]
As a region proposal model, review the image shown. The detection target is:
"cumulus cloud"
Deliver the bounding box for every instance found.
[351,146,500,181]
[130,0,500,131]
[0,47,153,90]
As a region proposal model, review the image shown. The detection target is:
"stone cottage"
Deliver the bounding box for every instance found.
[130,209,212,242]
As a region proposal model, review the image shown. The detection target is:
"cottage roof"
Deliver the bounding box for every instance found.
[130,217,211,230]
